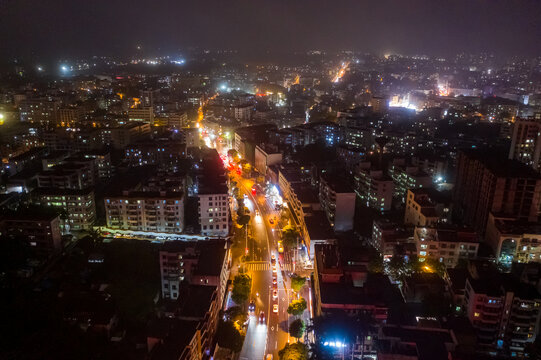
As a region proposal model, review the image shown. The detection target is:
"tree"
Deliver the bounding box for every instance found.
[225,306,246,323]
[237,214,251,227]
[216,320,245,353]
[232,274,251,305]
[367,254,384,273]
[290,274,306,292]
[282,225,300,249]
[287,298,307,316]
[289,319,306,340]
[279,342,308,360]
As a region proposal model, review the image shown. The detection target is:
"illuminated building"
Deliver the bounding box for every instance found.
[355,163,394,212]
[33,187,96,231]
[19,98,60,126]
[104,191,184,234]
[414,226,479,267]
[509,117,541,171]
[127,107,154,124]
[404,188,451,227]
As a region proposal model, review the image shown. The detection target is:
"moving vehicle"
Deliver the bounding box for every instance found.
[272,266,277,274]
[272,277,277,285]
[248,300,255,313]
[252,186,257,195]
[273,304,279,313]
[271,255,276,266]
[255,210,260,217]
[272,289,278,299]
[259,311,266,324]
[269,218,274,225]
[278,241,284,253]
[272,282,277,290]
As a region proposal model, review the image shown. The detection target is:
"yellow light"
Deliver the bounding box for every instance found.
[0,113,4,125]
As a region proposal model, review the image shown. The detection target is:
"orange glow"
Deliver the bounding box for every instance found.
[293,74,300,85]
[332,62,350,83]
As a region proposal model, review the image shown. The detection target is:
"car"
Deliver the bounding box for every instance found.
[252,187,257,195]
[277,241,284,253]
[243,194,248,200]
[273,304,279,313]
[272,278,277,285]
[272,266,277,274]
[271,257,276,266]
[259,311,266,324]
[272,290,278,299]
[266,355,273,360]
[269,218,274,225]
[248,300,255,313]
[255,210,260,217]
[272,282,277,290]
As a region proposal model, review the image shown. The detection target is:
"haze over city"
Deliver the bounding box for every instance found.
[1,1,541,360]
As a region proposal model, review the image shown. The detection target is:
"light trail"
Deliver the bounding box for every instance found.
[332,61,350,83]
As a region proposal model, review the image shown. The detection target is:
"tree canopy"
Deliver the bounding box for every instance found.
[289,319,306,340]
[279,342,308,360]
[287,298,307,317]
[290,274,306,292]
[231,274,251,305]
[216,320,245,352]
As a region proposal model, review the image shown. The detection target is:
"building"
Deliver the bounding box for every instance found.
[19,98,60,126]
[389,162,433,203]
[464,270,541,355]
[404,188,452,226]
[355,164,394,212]
[198,149,229,237]
[128,107,154,124]
[454,150,541,233]
[485,213,541,265]
[414,226,479,268]
[80,149,113,178]
[0,209,62,255]
[104,191,184,233]
[37,162,95,190]
[313,243,399,321]
[57,106,84,127]
[159,240,229,301]
[234,104,252,122]
[376,325,457,360]
[107,122,151,149]
[318,174,356,232]
[371,220,414,259]
[509,117,541,171]
[482,96,519,122]
[254,144,282,176]
[33,188,96,231]
[336,144,365,170]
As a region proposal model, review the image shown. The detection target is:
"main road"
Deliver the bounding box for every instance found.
[237,175,293,360]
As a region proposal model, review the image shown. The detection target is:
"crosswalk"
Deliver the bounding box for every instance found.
[245,261,293,272]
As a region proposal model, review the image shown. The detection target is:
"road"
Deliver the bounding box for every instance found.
[237,175,294,360]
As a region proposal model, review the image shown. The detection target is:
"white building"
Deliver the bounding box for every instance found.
[104,191,184,233]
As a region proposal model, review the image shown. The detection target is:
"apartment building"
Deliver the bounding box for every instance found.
[104,191,184,233]
[454,150,541,234]
[509,117,541,171]
[389,162,432,203]
[414,226,479,268]
[318,174,355,232]
[404,188,452,226]
[355,164,394,212]
[37,163,95,190]
[33,188,96,231]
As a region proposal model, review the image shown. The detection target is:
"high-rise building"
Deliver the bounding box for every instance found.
[454,150,541,233]
[354,164,394,212]
[509,117,541,171]
[318,174,356,232]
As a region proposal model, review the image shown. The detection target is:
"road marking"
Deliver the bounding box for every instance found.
[271,326,274,331]
[275,341,278,349]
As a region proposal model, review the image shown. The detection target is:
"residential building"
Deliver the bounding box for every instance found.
[318,174,355,232]
[404,188,452,226]
[355,163,394,212]
[19,98,60,126]
[414,226,479,267]
[254,144,282,176]
[104,191,184,233]
[464,270,541,355]
[509,117,541,171]
[389,161,432,203]
[485,213,541,265]
[0,209,62,255]
[128,107,154,123]
[198,149,229,237]
[371,219,414,259]
[108,122,151,149]
[454,149,541,234]
[37,162,95,189]
[33,188,96,231]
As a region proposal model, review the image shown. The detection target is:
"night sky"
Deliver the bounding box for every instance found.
[1,0,540,59]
